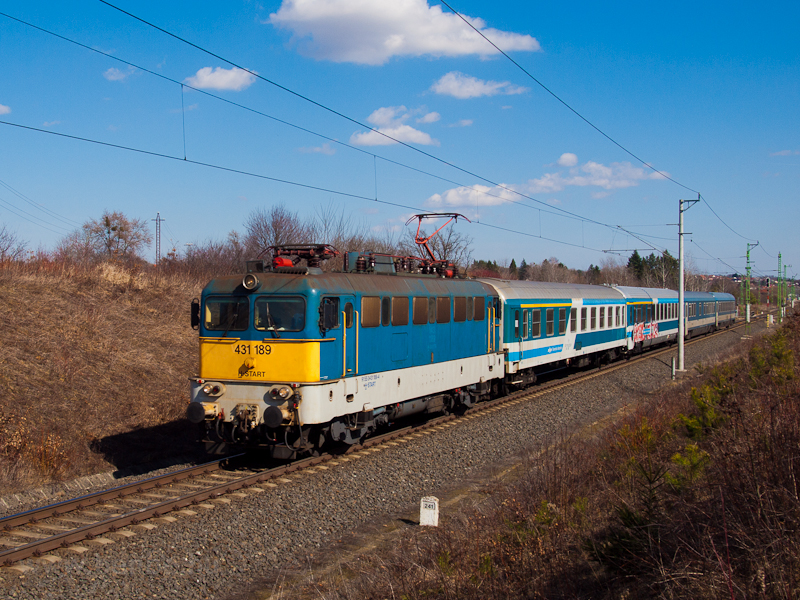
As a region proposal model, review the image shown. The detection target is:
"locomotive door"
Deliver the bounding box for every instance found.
[340,296,357,377]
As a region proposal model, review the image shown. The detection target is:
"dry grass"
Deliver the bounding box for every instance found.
[0,259,204,492]
[282,314,800,600]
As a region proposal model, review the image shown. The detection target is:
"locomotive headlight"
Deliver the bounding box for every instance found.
[271,386,293,399]
[201,383,225,396]
[242,273,261,291]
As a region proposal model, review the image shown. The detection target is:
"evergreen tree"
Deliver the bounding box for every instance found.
[627,250,645,281]
[518,258,529,280]
[509,258,517,277]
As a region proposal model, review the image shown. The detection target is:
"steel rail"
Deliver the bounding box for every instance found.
[0,316,756,566]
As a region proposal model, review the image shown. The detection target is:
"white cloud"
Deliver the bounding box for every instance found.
[299,142,336,155]
[448,119,473,128]
[351,105,438,146]
[557,152,578,167]
[426,157,668,207]
[431,72,528,99]
[417,111,440,124]
[43,120,61,127]
[0,104,10,115]
[770,149,799,156]
[103,66,135,82]
[351,124,437,146]
[268,0,540,65]
[184,66,256,91]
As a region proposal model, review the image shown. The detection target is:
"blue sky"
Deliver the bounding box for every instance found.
[0,0,797,279]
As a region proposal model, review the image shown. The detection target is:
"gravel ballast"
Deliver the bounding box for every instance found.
[0,323,769,599]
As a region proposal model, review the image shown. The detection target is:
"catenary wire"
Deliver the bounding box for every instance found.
[0,119,614,255]
[0,9,645,237]
[95,1,675,247]
[0,178,82,228]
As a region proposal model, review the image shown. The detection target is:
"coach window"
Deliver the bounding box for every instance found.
[428,297,436,324]
[344,302,353,328]
[514,310,520,338]
[581,307,587,331]
[559,308,566,335]
[591,307,597,330]
[466,296,473,320]
[381,297,391,326]
[546,308,554,336]
[437,297,451,324]
[392,297,409,326]
[532,309,541,337]
[413,297,427,325]
[570,308,577,332]
[454,297,467,322]
[205,297,249,332]
[474,296,485,321]
[599,307,605,329]
[361,297,380,327]
[522,309,528,338]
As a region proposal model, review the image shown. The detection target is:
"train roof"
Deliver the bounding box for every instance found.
[477,278,624,301]
[202,271,497,297]
[613,286,678,301]
[709,291,737,301]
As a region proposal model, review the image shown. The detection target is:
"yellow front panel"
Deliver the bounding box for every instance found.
[199,338,320,382]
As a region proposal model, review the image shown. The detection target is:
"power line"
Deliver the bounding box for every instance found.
[0,178,82,228]
[438,0,699,196]
[2,9,649,240]
[95,1,675,248]
[698,194,757,242]
[1,118,615,255]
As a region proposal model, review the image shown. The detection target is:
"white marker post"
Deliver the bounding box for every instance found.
[420,496,439,527]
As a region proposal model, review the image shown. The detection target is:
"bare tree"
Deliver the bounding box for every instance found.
[244,204,307,256]
[0,225,25,261]
[58,211,152,264]
[399,223,473,271]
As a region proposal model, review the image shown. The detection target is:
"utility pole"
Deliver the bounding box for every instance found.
[745,242,758,328]
[779,254,783,320]
[152,212,164,267]
[678,195,699,372]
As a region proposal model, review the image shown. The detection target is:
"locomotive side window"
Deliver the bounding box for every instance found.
[437,297,451,323]
[254,297,305,332]
[392,297,409,326]
[546,308,554,336]
[361,297,380,327]
[466,297,473,320]
[428,297,437,324]
[205,297,249,332]
[344,302,353,328]
[581,307,587,331]
[522,309,528,337]
[473,297,485,321]
[413,297,428,324]
[321,297,339,330]
[514,310,520,338]
[570,308,577,332]
[559,308,566,335]
[532,309,541,337]
[381,297,391,326]
[454,297,467,322]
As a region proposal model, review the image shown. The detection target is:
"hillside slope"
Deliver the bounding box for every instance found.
[0,263,203,492]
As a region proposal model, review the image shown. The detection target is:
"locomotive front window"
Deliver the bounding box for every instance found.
[254,297,305,332]
[204,297,249,332]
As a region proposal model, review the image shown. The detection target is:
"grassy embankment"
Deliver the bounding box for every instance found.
[297,314,799,599]
[0,261,202,493]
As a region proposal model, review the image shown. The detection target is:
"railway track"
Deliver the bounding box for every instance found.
[0,319,754,569]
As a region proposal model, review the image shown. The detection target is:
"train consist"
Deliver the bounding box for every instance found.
[186,244,736,458]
